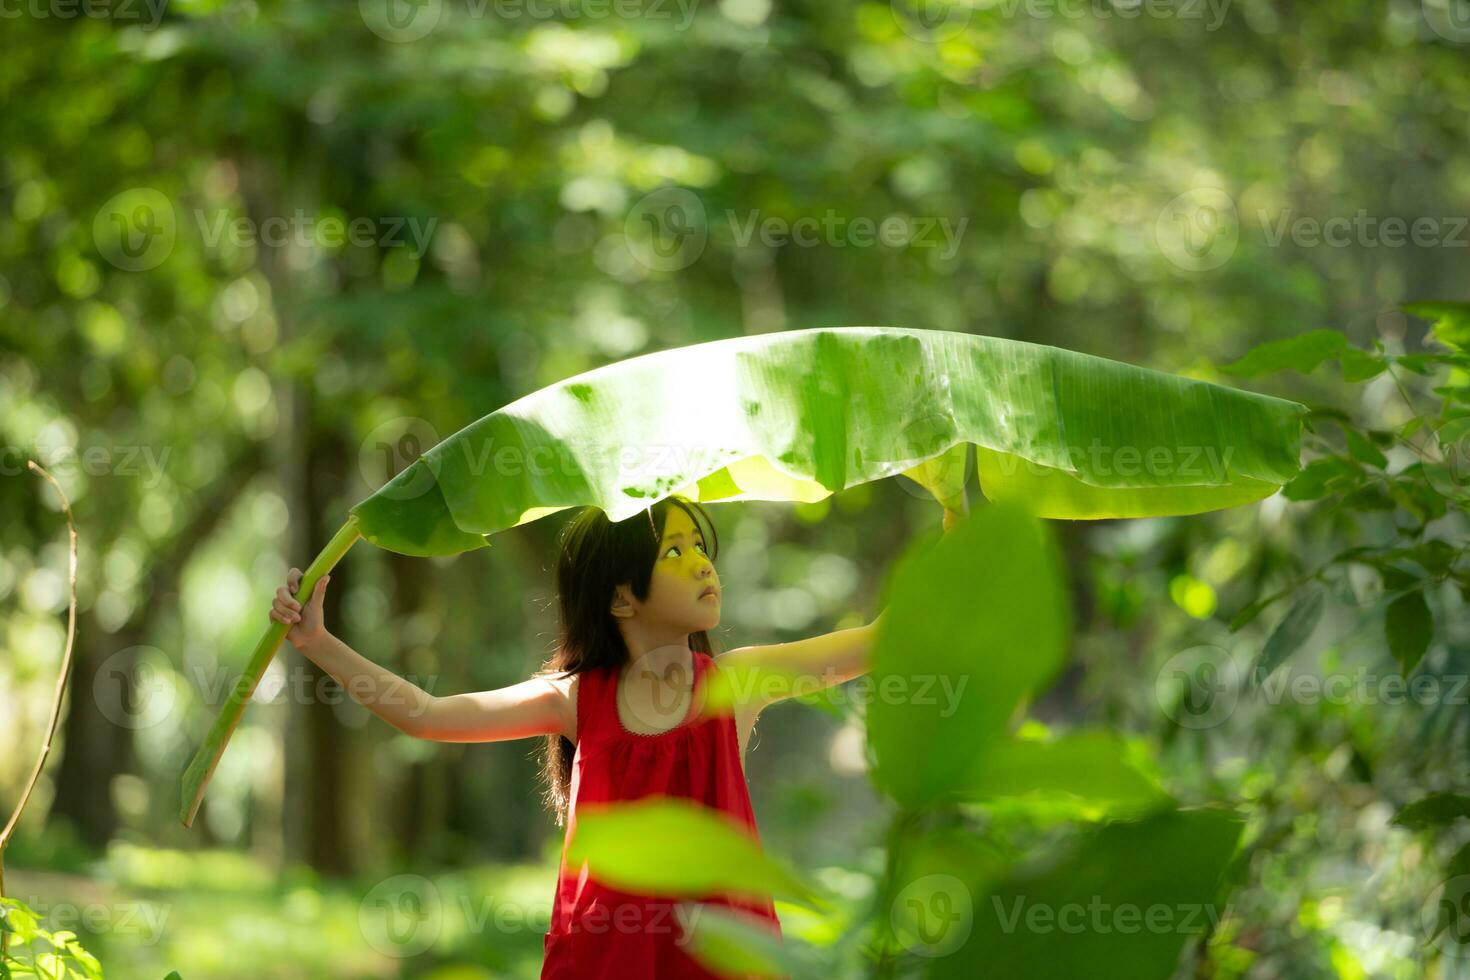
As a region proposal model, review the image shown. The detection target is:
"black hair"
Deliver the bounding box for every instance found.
[533,494,721,826]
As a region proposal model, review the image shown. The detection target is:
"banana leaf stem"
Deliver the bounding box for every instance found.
[179,515,363,827]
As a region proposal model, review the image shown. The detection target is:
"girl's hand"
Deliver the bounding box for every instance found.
[270,566,331,650]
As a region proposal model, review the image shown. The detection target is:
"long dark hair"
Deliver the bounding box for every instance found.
[534,494,722,827]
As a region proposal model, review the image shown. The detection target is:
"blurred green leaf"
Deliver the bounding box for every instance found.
[1251,589,1325,684]
[1223,330,1348,377]
[567,796,822,908]
[677,903,810,978]
[1404,301,1470,351]
[867,502,1069,808]
[1391,793,1470,831]
[933,809,1244,980]
[1385,590,1433,673]
[962,731,1169,817]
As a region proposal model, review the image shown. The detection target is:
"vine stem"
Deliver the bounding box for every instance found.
[178,515,363,827]
[871,807,922,979]
[1,463,80,958]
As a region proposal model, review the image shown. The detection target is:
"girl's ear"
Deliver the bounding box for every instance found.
[609,583,636,620]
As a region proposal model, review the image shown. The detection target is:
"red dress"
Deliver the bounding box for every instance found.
[541,649,784,978]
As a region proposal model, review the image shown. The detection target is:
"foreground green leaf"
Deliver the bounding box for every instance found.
[566,796,822,909]
[962,731,1169,817]
[932,809,1244,980]
[867,502,1070,808]
[677,903,812,978]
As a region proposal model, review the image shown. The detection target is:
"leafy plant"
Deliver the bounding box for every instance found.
[181,327,1305,827]
[571,503,1246,979]
[0,898,103,980]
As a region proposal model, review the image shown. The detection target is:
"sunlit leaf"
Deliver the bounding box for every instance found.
[566,796,822,909]
[961,731,1169,817]
[677,903,811,978]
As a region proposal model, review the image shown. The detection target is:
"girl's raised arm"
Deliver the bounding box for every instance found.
[272,567,572,743]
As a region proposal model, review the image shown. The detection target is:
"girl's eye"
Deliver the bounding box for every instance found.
[665,541,708,558]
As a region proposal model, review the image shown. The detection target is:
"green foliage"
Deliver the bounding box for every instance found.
[866,502,1070,808]
[932,809,1243,980]
[0,898,104,980]
[565,797,822,908]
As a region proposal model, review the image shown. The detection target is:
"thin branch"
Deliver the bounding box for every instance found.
[1,461,80,954]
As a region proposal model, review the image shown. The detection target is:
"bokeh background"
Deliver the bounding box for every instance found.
[3,0,1469,976]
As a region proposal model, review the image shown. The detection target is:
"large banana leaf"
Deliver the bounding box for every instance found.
[351,327,1304,556]
[180,327,1304,825]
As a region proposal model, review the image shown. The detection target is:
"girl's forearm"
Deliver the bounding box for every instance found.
[297,631,437,734]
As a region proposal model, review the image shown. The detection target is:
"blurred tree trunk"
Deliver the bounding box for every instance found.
[388,550,445,861]
[281,396,355,876]
[51,443,265,848]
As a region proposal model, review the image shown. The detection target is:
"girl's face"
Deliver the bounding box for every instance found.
[627,505,721,635]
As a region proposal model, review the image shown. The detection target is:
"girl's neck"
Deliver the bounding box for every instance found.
[623,640,694,678]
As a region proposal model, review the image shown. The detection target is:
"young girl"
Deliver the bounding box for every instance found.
[270,493,880,978]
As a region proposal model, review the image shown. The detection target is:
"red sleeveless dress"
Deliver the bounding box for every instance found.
[541,649,784,978]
